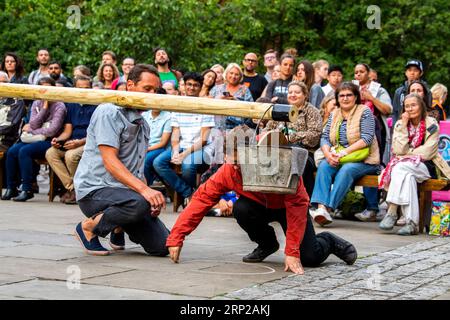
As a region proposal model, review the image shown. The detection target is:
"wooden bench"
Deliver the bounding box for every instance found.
[355,175,450,233]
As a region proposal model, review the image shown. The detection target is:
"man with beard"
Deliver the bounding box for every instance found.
[28,49,51,85]
[48,61,72,87]
[242,52,268,101]
[153,47,181,89]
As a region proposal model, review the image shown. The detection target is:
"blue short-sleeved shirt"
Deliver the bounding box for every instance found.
[64,103,97,140]
[74,103,150,200]
[142,110,172,147]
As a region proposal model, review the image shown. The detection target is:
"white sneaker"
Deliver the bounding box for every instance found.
[313,207,333,226]
[376,210,386,222]
[355,209,377,222]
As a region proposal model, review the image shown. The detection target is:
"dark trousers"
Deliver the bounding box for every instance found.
[233,196,333,267]
[6,141,49,191]
[302,154,316,198]
[78,187,169,256]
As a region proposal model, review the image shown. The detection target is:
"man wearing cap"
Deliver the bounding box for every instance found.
[392,60,430,125]
[166,126,358,275]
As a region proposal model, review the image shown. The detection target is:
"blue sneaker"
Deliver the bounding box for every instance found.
[109,231,125,251]
[75,222,109,256]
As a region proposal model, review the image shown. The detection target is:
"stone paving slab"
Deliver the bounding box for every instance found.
[0,279,201,300]
[0,244,87,261]
[0,256,135,281]
[0,273,35,286]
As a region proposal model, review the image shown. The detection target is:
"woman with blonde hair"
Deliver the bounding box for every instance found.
[319,92,337,127]
[430,83,447,121]
[209,62,253,130]
[263,81,322,197]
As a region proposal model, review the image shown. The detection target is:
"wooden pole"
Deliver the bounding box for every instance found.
[0,83,298,122]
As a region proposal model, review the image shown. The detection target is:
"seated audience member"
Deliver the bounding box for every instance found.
[430,83,447,121]
[313,59,329,86]
[319,92,337,127]
[1,52,28,84]
[115,81,127,91]
[166,125,358,273]
[209,63,253,130]
[111,57,135,90]
[263,81,322,197]
[142,109,172,186]
[45,76,96,204]
[322,65,344,96]
[392,60,429,126]
[200,69,217,98]
[2,77,66,202]
[0,72,26,152]
[310,82,380,226]
[162,81,179,95]
[154,72,215,204]
[264,53,295,104]
[48,61,72,87]
[92,81,104,90]
[73,65,91,79]
[96,63,120,90]
[379,93,450,235]
[353,63,393,222]
[294,60,325,108]
[407,80,436,120]
[211,64,225,86]
[369,69,378,82]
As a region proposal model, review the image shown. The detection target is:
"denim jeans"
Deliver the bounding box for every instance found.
[363,187,380,212]
[233,196,333,267]
[153,148,206,198]
[78,187,169,256]
[144,147,166,186]
[6,141,51,191]
[310,161,379,210]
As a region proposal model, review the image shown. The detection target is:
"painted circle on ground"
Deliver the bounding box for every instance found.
[189,259,276,275]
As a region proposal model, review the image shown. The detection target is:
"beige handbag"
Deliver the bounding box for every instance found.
[20,121,51,143]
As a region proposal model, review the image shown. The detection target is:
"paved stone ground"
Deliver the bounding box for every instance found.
[0,171,449,300]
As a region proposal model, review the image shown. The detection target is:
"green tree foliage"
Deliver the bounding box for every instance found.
[0,0,449,93]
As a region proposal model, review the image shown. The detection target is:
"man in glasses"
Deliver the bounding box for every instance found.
[263,49,279,83]
[242,52,268,101]
[154,72,215,206]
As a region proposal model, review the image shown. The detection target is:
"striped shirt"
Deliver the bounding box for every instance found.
[321,108,375,148]
[171,113,215,149]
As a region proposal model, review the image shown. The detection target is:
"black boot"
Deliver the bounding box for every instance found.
[1,188,19,200]
[242,243,280,263]
[13,191,34,202]
[321,231,357,265]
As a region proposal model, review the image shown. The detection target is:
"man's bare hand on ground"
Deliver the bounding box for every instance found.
[284,255,305,275]
[169,246,181,263]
